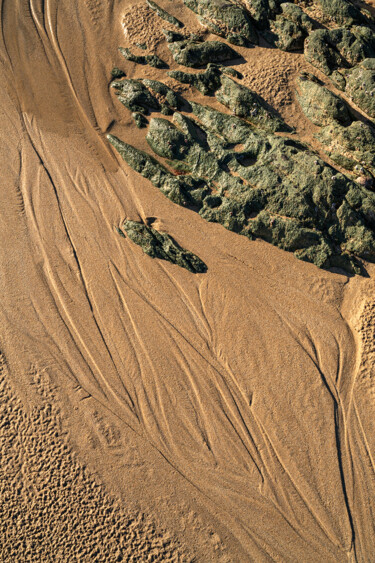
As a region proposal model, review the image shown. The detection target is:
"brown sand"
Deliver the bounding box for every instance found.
[1,0,375,561]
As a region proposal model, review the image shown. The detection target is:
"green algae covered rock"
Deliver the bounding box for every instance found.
[120,219,207,273]
[344,59,375,118]
[168,38,239,67]
[296,72,351,126]
[304,27,375,76]
[119,47,167,69]
[182,0,258,46]
[266,3,315,52]
[214,74,291,132]
[146,0,184,28]
[317,0,368,26]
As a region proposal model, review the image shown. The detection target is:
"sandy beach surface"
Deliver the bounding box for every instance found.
[1,0,375,560]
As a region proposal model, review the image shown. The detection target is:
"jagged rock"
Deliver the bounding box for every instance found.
[111,67,126,79]
[111,78,179,116]
[111,78,161,113]
[266,3,315,51]
[242,0,281,30]
[182,0,258,46]
[162,30,189,43]
[107,134,208,206]
[214,74,291,132]
[168,39,239,67]
[317,120,375,176]
[142,79,180,114]
[344,58,375,118]
[168,64,241,95]
[108,100,375,274]
[305,26,375,76]
[296,72,351,126]
[146,0,184,28]
[132,112,148,128]
[317,0,367,26]
[119,47,167,69]
[120,219,207,273]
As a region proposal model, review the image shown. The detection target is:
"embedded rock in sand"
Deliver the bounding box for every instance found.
[296,72,351,126]
[344,58,375,118]
[120,219,207,273]
[296,71,375,179]
[304,26,375,77]
[119,46,167,69]
[182,0,258,46]
[168,63,241,95]
[317,0,368,26]
[265,3,315,52]
[317,120,375,177]
[109,100,375,273]
[168,38,239,67]
[146,0,184,29]
[214,73,291,132]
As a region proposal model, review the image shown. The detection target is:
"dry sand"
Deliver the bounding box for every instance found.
[1,0,375,561]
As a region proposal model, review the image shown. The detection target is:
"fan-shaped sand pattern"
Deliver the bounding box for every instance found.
[1,0,375,560]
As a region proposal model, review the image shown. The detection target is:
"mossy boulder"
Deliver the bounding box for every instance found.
[120,219,206,273]
[296,72,351,126]
[344,59,375,118]
[304,27,375,76]
[266,3,315,52]
[182,0,258,46]
[168,39,239,67]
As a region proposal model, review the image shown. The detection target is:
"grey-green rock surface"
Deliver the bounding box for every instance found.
[146,0,184,28]
[344,58,375,118]
[168,38,239,67]
[182,0,258,46]
[111,78,179,116]
[317,0,367,26]
[119,47,167,69]
[266,3,315,51]
[317,120,375,177]
[296,72,351,126]
[120,219,206,273]
[215,74,291,132]
[108,98,375,274]
[168,64,240,95]
[304,27,375,76]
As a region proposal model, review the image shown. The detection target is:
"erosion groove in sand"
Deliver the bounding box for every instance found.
[1,0,375,561]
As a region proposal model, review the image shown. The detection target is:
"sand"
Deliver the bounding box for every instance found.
[1,0,375,561]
